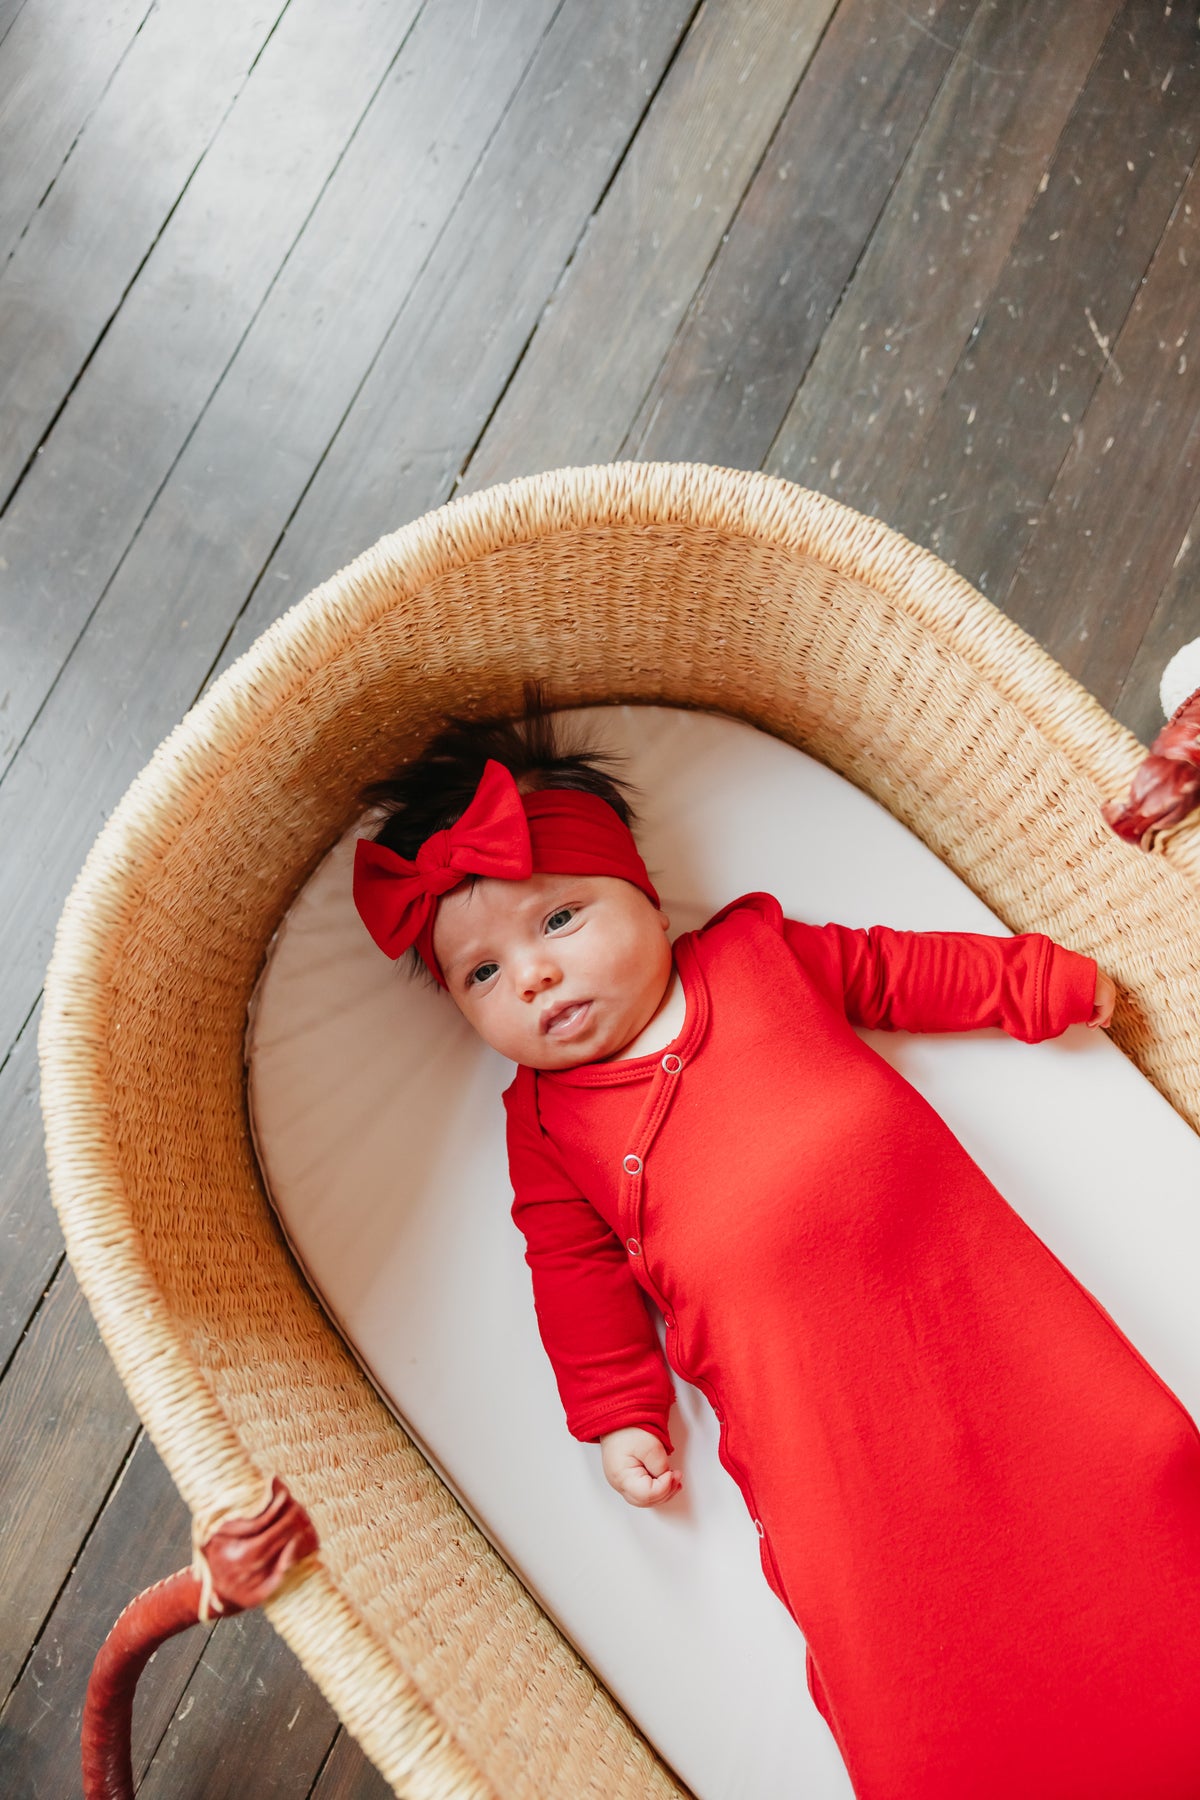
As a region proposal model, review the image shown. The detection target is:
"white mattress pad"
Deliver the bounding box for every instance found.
[245,706,1200,1799]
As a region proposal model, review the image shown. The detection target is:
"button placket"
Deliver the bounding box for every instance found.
[621,1143,644,1263]
[619,1050,685,1272]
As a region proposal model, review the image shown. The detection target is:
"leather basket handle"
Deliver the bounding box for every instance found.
[81,1477,318,1800]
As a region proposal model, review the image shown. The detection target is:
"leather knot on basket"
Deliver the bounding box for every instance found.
[1102,685,1200,849]
[193,1475,319,1621]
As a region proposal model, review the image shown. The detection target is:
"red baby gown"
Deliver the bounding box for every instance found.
[503,895,1200,1799]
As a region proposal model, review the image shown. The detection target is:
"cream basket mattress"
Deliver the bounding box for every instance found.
[244,704,1200,1800]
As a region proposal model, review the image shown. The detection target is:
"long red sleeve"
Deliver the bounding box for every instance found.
[503,1070,676,1451]
[779,915,1097,1042]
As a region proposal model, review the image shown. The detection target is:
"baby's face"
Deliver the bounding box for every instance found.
[431,871,673,1069]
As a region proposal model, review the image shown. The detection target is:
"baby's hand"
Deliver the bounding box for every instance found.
[599,1426,683,1507]
[1087,969,1117,1029]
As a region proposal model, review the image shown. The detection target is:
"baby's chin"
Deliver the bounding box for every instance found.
[496,1018,625,1071]
[522,1042,604,1071]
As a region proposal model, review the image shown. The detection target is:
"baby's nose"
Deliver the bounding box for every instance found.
[520,964,559,999]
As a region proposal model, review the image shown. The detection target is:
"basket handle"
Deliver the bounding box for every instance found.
[82,1476,318,1800]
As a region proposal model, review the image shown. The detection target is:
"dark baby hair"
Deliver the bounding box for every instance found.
[359,679,642,985]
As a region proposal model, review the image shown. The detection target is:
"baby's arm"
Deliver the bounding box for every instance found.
[600,1425,684,1507]
[782,914,1104,1042]
[503,1076,680,1482]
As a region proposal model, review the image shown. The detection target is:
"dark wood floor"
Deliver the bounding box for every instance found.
[3,1,1200,1793]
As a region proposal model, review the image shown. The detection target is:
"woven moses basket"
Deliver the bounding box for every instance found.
[39,462,1200,1798]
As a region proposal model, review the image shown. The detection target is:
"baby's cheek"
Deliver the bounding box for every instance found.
[460,999,517,1057]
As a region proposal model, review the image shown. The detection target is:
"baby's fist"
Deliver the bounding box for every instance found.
[1088,968,1117,1029]
[599,1425,683,1507]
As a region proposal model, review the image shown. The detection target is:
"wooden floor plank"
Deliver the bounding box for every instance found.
[0,0,560,1061]
[211,0,697,669]
[623,0,979,467]
[765,0,1121,519]
[0,0,290,511]
[0,2,32,54]
[1118,490,1200,745]
[307,1727,395,1800]
[0,0,419,780]
[0,1005,62,1372]
[895,0,1200,604]
[0,1430,211,1799]
[1001,156,1200,714]
[0,1266,138,1703]
[461,0,838,488]
[0,1,26,40]
[115,0,560,688]
[135,1606,339,1800]
[0,0,149,266]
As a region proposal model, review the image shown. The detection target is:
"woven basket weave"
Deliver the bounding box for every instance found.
[39,462,1200,1798]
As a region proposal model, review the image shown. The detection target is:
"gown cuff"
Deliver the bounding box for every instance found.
[1042,941,1099,1034]
[575,1408,675,1456]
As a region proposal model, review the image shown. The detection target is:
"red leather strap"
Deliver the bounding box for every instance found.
[82,1568,205,1799]
[1102,685,1200,848]
[81,1478,318,1800]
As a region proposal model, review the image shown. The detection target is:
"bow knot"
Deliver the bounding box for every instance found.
[353,759,532,968]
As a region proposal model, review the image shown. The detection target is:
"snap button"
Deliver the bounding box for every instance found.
[622,1153,642,1175]
[626,1237,641,1257]
[713,1407,723,1422]
[664,1313,675,1328]
[753,1519,765,1538]
[661,1052,682,1074]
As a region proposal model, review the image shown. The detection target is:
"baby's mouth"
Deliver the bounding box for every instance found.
[542,999,592,1036]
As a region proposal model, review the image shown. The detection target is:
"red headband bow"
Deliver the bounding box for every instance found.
[353,758,659,986]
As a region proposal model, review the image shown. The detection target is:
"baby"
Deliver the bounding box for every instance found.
[351,692,1200,1800]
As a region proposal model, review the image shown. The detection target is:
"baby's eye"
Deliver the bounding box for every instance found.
[468,961,499,987]
[545,906,576,932]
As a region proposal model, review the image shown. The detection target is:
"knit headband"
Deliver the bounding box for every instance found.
[352,758,660,987]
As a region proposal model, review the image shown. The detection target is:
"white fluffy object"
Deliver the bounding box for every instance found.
[1160,638,1200,722]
